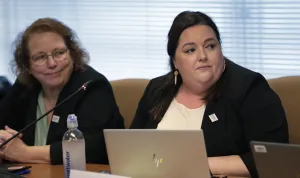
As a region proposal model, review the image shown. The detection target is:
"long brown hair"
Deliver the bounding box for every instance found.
[150,11,224,121]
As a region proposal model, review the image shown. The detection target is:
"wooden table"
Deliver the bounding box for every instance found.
[23,164,108,178]
[22,164,246,178]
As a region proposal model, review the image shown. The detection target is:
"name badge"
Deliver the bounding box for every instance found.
[52,115,60,123]
[209,113,218,123]
[70,169,131,178]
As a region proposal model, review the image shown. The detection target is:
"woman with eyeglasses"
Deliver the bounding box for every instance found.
[0,18,124,164]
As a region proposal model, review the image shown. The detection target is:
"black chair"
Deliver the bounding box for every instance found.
[0,76,12,101]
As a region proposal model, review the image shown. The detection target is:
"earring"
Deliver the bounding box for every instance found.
[174,70,179,85]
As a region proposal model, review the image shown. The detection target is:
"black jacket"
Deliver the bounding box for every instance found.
[0,65,124,165]
[130,59,289,178]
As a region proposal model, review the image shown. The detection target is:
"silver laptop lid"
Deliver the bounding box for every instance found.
[251,141,300,178]
[104,129,211,178]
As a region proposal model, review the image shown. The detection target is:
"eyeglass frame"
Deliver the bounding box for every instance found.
[30,48,69,67]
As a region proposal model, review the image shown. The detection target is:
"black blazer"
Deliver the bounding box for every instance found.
[0,65,124,165]
[130,59,289,178]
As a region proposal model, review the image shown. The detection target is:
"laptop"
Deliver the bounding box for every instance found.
[103,129,211,178]
[251,141,300,178]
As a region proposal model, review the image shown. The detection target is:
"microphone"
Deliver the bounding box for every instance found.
[0,80,94,149]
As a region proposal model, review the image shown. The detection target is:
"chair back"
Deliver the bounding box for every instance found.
[111,79,150,128]
[268,76,300,144]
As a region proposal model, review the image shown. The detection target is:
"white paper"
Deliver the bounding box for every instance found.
[70,169,131,178]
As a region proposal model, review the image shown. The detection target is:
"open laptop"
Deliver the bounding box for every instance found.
[251,141,300,178]
[104,129,211,178]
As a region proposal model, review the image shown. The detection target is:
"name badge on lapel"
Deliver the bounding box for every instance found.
[52,115,60,123]
[209,113,218,123]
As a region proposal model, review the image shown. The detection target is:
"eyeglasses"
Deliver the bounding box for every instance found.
[31,48,68,66]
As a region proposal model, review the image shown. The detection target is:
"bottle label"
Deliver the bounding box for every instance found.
[66,151,71,178]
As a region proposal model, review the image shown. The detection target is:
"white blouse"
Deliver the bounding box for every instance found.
[157,98,206,130]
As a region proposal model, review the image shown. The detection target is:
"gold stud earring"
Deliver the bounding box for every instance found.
[174,70,179,85]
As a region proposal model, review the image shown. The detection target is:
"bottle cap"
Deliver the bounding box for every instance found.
[67,114,78,128]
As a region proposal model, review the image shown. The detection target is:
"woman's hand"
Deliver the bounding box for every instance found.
[0,125,21,162]
[1,126,28,163]
[0,125,23,146]
[4,125,22,138]
[1,126,50,164]
[208,156,250,177]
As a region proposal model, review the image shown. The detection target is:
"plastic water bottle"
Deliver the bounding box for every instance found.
[62,114,86,178]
